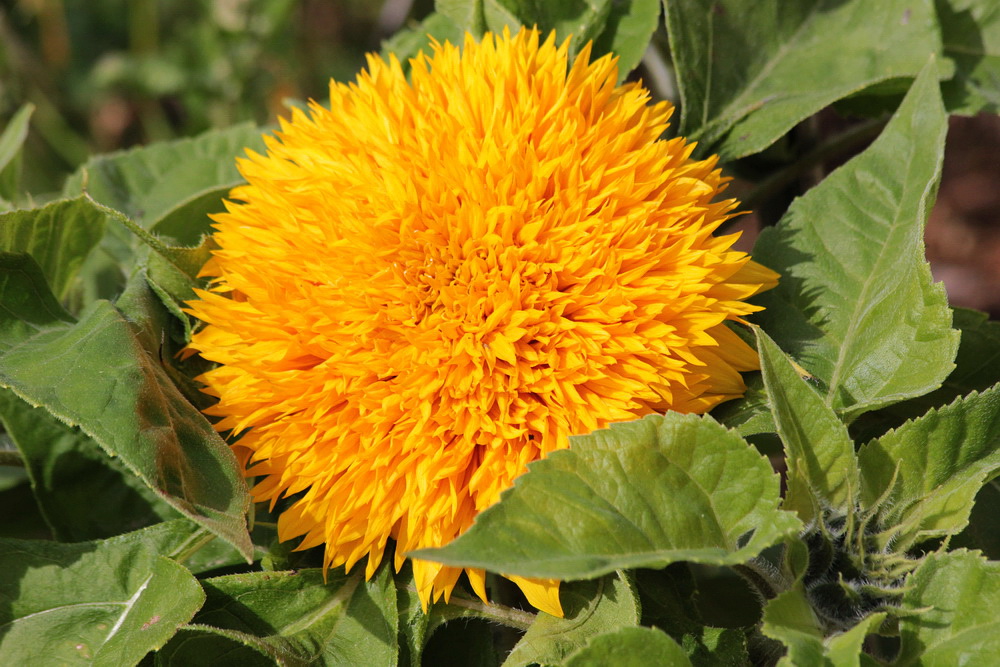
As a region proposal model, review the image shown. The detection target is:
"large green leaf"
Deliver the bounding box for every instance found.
[504,574,639,667]
[0,390,179,541]
[665,0,940,160]
[63,123,265,226]
[0,299,252,558]
[414,413,800,579]
[0,528,206,665]
[938,0,1000,113]
[161,565,398,666]
[895,550,1000,665]
[564,625,691,666]
[0,197,109,303]
[0,104,33,205]
[853,307,1000,441]
[751,64,958,422]
[858,384,1000,549]
[757,328,857,522]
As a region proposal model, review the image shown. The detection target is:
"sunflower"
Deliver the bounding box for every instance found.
[186,27,777,618]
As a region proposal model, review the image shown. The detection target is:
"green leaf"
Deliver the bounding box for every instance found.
[0,529,206,665]
[592,0,661,77]
[162,565,398,666]
[148,185,229,246]
[414,413,801,579]
[0,390,179,541]
[712,371,776,437]
[0,197,108,303]
[895,550,1000,665]
[858,384,1000,549]
[852,307,1000,440]
[0,299,252,559]
[504,574,639,667]
[381,12,465,65]
[665,0,941,160]
[751,63,958,422]
[0,253,75,352]
[564,625,692,666]
[437,0,487,34]
[763,588,885,667]
[482,0,612,58]
[63,123,266,226]
[757,328,857,522]
[938,0,1000,113]
[0,103,33,204]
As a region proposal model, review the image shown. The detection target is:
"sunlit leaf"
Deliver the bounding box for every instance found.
[895,550,1000,665]
[853,307,1000,440]
[0,528,205,664]
[757,328,857,521]
[415,413,801,579]
[858,384,1000,548]
[665,0,940,159]
[751,63,958,422]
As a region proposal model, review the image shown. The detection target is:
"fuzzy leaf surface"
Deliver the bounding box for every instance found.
[858,384,1000,547]
[751,64,957,422]
[757,328,857,521]
[0,299,252,558]
[895,550,1000,665]
[0,529,205,665]
[665,0,939,159]
[63,123,265,226]
[504,574,639,667]
[415,413,800,578]
[160,566,398,666]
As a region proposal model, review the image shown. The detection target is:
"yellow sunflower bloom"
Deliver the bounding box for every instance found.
[186,27,777,618]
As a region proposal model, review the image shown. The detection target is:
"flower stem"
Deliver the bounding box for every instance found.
[443,595,537,631]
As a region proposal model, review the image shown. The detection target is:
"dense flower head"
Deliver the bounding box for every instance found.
[186,27,777,617]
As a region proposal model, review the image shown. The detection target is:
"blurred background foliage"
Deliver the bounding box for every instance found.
[0,0,435,194]
[2,0,999,315]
